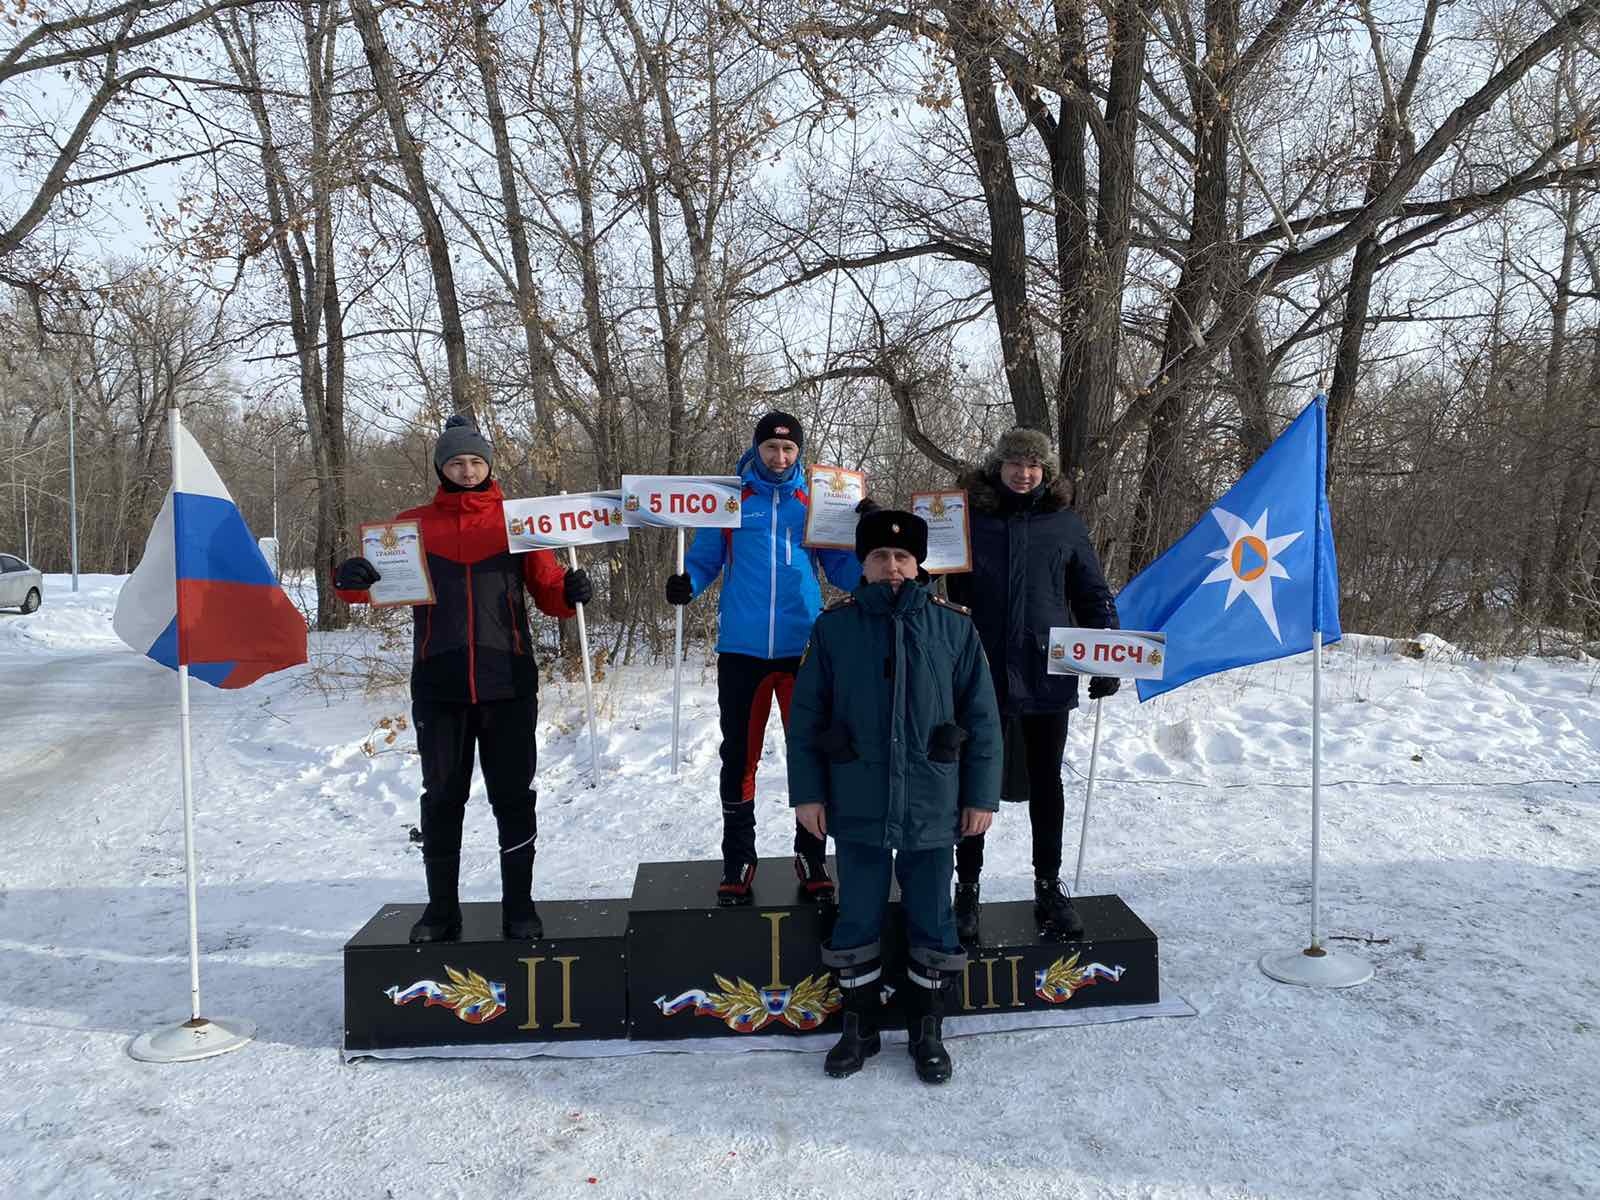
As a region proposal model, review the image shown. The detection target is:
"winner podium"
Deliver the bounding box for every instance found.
[344,858,1161,1055]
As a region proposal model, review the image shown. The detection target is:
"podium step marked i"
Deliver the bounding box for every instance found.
[343,858,1161,1055]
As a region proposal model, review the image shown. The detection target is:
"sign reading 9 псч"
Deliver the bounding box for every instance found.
[620,476,743,528]
[1047,628,1166,680]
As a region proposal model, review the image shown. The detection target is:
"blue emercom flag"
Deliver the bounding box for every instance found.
[1117,396,1341,702]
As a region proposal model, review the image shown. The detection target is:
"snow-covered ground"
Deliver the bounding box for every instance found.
[2,574,1597,1198]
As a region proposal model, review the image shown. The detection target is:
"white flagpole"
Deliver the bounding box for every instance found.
[559,493,601,788]
[671,528,685,777]
[1260,392,1371,989]
[1311,628,1323,950]
[1071,697,1104,893]
[129,408,256,1061]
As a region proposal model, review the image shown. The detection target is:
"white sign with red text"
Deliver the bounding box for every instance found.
[620,475,743,529]
[1047,627,1167,680]
[503,491,630,552]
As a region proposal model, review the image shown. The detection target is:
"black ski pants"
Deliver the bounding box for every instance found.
[716,652,826,866]
[413,696,538,861]
[956,709,1070,883]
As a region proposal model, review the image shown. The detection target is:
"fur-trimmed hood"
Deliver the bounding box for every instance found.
[957,466,1074,515]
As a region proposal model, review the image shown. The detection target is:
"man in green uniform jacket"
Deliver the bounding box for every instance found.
[788,509,1003,1084]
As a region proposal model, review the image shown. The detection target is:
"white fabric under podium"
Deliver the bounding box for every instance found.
[342,994,1197,1062]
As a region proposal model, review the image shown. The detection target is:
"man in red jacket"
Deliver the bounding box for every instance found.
[335,415,591,944]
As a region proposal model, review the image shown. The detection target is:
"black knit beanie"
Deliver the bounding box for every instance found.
[753,411,804,453]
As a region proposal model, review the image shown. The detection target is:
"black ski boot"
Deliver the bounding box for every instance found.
[795,853,837,907]
[409,855,463,943]
[717,860,757,907]
[1034,877,1085,940]
[500,842,543,940]
[954,882,981,946]
[824,961,882,1078]
[904,966,955,1085]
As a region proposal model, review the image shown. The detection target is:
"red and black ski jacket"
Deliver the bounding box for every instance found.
[335,482,574,704]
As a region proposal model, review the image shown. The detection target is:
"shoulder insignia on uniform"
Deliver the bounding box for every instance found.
[823,595,856,613]
[931,595,972,616]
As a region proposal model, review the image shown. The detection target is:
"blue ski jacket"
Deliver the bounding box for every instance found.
[684,450,863,659]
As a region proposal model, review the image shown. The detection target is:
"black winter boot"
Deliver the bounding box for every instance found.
[409,855,463,943]
[824,962,882,1078]
[954,882,982,946]
[500,843,543,940]
[1034,877,1085,939]
[717,860,757,907]
[904,967,954,1085]
[795,853,836,907]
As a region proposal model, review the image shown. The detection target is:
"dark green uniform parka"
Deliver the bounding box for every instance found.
[787,580,1003,849]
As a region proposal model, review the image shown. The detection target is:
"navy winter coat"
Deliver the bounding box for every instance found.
[945,470,1118,715]
[787,580,1002,851]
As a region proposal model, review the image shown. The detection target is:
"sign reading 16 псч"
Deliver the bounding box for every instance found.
[620,476,744,528]
[503,491,630,552]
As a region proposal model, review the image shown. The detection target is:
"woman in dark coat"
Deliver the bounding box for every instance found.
[944,428,1119,942]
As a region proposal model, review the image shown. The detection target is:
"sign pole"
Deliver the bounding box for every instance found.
[1072,697,1104,893]
[558,491,603,787]
[619,476,743,777]
[671,528,684,777]
[130,409,257,1061]
[568,545,602,788]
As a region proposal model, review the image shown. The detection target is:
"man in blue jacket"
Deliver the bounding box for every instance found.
[788,510,1002,1084]
[665,413,863,906]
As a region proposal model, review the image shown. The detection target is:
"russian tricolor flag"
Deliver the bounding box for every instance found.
[114,422,308,688]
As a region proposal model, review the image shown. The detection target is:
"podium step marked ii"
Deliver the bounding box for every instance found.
[344,857,1159,1053]
[344,900,628,1053]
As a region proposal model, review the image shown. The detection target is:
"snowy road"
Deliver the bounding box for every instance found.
[2,577,1598,1199]
[2,647,192,809]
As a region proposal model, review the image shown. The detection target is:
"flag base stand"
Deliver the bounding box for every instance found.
[128,1016,256,1063]
[1258,946,1372,989]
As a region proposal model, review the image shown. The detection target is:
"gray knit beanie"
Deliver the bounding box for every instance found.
[985,427,1058,483]
[434,413,494,473]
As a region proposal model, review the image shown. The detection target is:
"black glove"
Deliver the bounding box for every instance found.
[818,724,859,764]
[563,568,593,607]
[928,722,968,763]
[334,556,381,590]
[855,497,881,515]
[665,573,693,606]
[1088,676,1121,700]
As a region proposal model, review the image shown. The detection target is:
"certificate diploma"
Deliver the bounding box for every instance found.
[359,520,435,606]
[802,465,867,549]
[910,489,972,575]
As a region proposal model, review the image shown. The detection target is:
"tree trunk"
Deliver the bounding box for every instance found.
[468,0,557,459]
[1060,0,1148,532]
[950,0,1049,432]
[1127,0,1235,575]
[349,0,476,414]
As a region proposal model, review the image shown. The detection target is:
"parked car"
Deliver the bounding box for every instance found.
[0,553,42,613]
